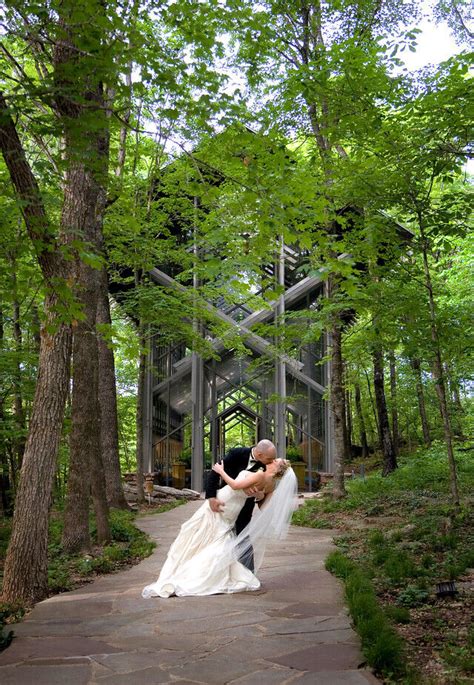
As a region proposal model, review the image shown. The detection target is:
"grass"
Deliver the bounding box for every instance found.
[294,442,474,683]
[326,550,409,680]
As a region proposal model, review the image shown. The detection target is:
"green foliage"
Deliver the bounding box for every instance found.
[396,585,430,608]
[0,601,23,652]
[441,623,474,674]
[39,509,156,592]
[300,445,473,680]
[384,604,411,624]
[291,507,333,528]
[285,446,303,463]
[326,551,406,678]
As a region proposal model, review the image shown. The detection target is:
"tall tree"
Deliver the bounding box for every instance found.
[225,0,426,494]
[97,273,129,509]
[372,341,397,475]
[388,350,400,457]
[0,91,73,602]
[58,2,113,551]
[354,380,369,457]
[410,357,432,446]
[349,53,471,508]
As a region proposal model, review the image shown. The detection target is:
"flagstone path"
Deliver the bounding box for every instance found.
[0,500,381,684]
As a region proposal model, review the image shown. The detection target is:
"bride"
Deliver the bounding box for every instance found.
[142,457,298,598]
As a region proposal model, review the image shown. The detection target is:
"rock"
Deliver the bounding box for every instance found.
[152,485,196,499]
[181,488,201,498]
[123,481,201,503]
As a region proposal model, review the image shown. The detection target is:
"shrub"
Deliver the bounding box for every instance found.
[108,510,137,541]
[129,538,155,558]
[103,543,128,562]
[397,584,430,607]
[48,561,74,592]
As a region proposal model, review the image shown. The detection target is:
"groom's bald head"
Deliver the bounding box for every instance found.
[254,439,277,464]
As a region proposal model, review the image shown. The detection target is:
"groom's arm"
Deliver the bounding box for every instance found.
[205,448,246,511]
[205,447,241,498]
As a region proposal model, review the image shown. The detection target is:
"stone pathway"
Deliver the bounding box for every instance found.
[0,501,381,684]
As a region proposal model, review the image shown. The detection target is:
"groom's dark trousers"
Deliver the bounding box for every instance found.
[205,446,265,572]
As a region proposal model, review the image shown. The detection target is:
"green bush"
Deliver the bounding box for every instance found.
[43,507,157,587]
[99,509,134,541]
[48,560,74,592]
[103,543,128,562]
[365,623,404,674]
[397,584,430,607]
[75,557,95,576]
[286,446,303,463]
[48,517,64,546]
[88,556,114,574]
[338,445,474,511]
[129,538,155,558]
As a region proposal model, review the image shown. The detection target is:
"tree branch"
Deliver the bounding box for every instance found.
[0,91,59,278]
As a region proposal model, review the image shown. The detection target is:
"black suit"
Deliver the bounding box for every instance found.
[205,446,266,570]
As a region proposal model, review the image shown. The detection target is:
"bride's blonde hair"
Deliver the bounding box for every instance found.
[274,458,291,479]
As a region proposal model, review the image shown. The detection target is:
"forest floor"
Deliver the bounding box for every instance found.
[294,443,474,684]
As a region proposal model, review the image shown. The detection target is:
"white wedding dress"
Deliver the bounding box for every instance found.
[142,471,261,598]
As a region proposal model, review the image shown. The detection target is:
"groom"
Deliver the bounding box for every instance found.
[205,439,277,570]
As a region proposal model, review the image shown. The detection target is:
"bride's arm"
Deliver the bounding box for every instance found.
[212,462,264,491]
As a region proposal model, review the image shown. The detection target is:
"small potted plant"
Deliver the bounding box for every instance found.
[172,448,189,489]
[285,445,306,490]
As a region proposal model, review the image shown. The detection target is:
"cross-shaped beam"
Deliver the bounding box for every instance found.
[149,266,326,396]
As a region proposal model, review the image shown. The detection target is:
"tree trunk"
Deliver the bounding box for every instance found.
[2,297,72,603]
[420,234,459,510]
[135,317,147,505]
[61,145,111,550]
[327,277,346,498]
[410,357,431,446]
[0,90,73,603]
[97,269,129,508]
[345,387,353,456]
[372,344,397,476]
[388,350,399,457]
[363,367,379,438]
[451,380,464,414]
[65,291,110,548]
[0,306,13,516]
[445,362,464,439]
[354,381,369,458]
[57,5,113,550]
[11,260,26,470]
